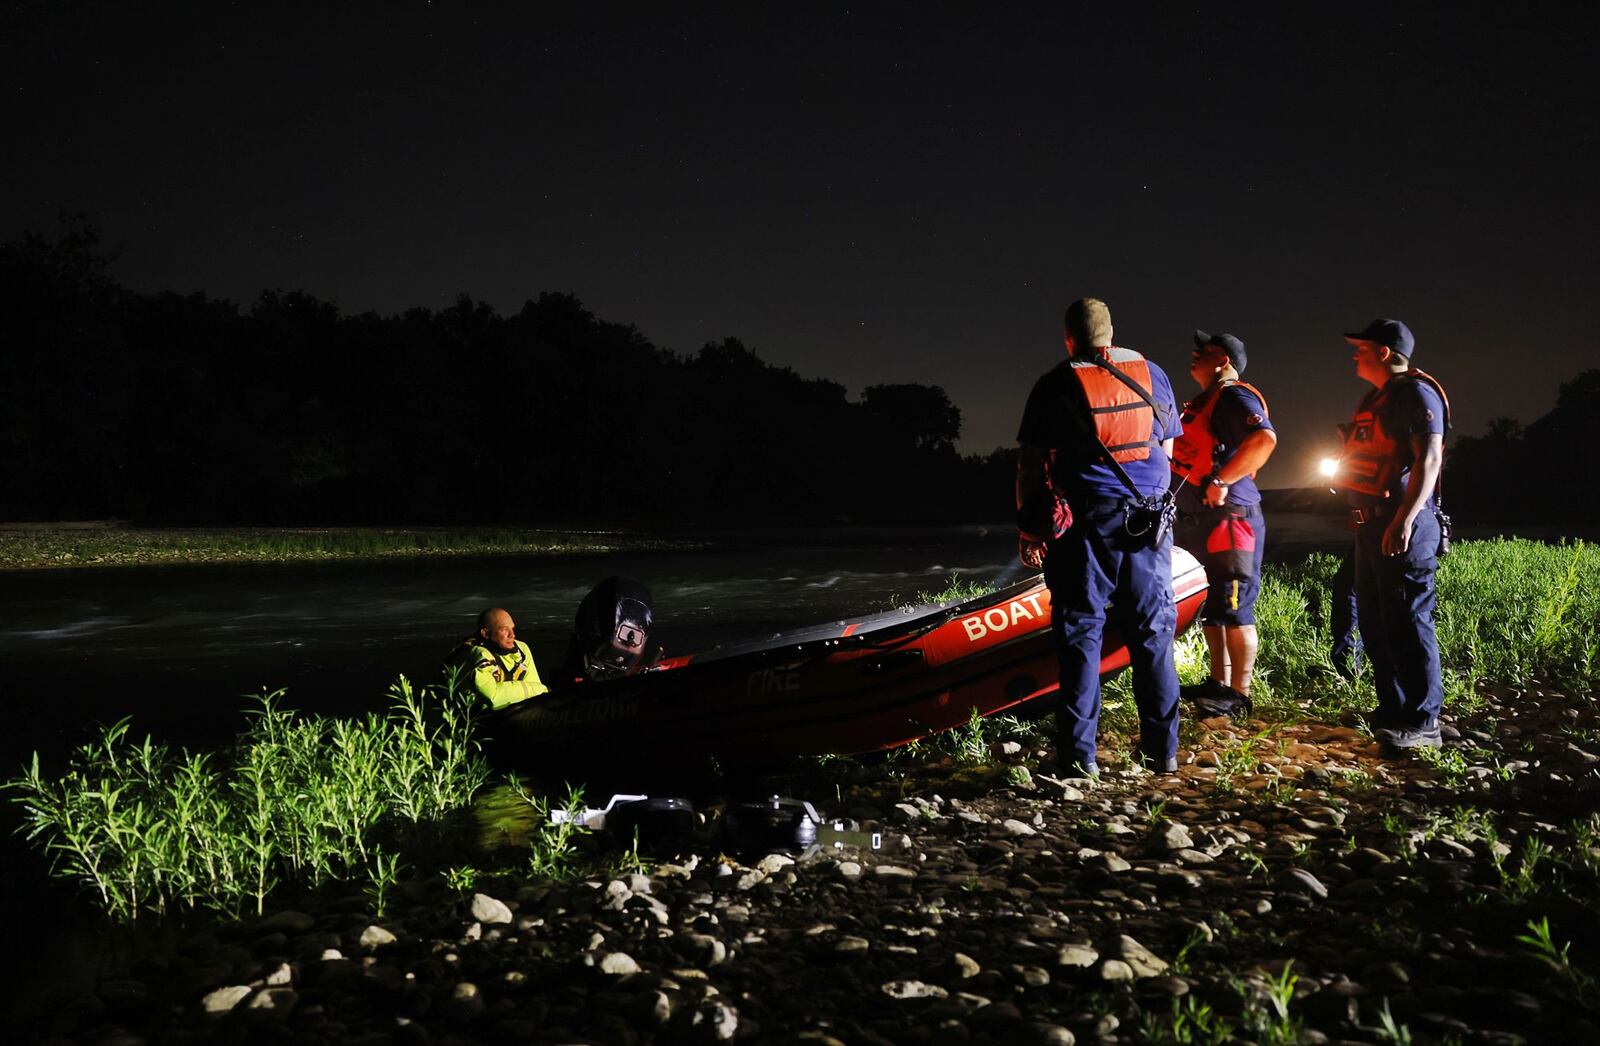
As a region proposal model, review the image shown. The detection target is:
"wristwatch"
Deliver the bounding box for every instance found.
[1208,475,1229,488]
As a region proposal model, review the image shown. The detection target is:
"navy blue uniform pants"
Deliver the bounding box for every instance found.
[1353,509,1443,729]
[1045,499,1180,770]
[1330,546,1362,677]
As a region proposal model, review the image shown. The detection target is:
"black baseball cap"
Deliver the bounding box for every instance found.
[1343,318,1415,360]
[1193,330,1247,374]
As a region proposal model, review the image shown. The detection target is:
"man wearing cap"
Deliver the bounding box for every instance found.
[1016,297,1184,775]
[1170,331,1278,710]
[1333,319,1450,751]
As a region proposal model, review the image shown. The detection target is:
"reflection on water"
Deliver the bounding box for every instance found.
[472,780,547,852]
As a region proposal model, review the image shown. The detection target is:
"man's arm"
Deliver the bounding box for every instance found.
[1382,432,1444,556]
[1203,429,1277,507]
[1015,444,1051,568]
[1016,444,1048,510]
[472,648,550,710]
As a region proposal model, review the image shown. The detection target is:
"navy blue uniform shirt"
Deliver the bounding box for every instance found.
[1370,375,1447,500]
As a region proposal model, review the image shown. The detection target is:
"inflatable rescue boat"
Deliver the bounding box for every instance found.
[494,548,1208,762]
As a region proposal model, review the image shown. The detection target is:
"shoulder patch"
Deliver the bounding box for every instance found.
[1246,413,1264,427]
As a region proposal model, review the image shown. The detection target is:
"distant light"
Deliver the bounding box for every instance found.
[1318,457,1339,478]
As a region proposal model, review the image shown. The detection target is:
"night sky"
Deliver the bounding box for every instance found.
[6,3,1597,484]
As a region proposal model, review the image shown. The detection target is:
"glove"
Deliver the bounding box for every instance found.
[1018,533,1047,570]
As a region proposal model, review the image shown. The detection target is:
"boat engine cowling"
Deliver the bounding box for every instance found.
[564,576,655,681]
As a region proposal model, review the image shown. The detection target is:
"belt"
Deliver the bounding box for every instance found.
[1194,503,1261,519]
[1349,505,1395,525]
[1178,503,1261,522]
[1079,496,1137,512]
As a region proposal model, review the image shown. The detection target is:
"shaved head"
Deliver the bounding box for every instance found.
[478,608,517,652]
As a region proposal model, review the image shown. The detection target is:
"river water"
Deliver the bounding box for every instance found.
[0,518,1361,772]
[0,528,1052,771]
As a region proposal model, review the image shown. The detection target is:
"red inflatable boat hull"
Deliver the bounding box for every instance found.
[496,548,1208,761]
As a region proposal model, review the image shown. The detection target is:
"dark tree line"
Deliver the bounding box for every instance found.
[1,220,1014,526]
[1443,370,1600,524]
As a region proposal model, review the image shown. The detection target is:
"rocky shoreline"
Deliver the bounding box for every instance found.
[19,682,1600,1045]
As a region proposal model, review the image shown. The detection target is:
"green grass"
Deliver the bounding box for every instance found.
[1240,539,1600,718]
[0,525,698,570]
[6,676,491,921]
[886,571,997,610]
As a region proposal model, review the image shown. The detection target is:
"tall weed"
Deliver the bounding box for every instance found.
[5,675,490,921]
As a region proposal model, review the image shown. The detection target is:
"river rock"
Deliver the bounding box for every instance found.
[883,980,949,999]
[1026,1022,1076,1045]
[875,864,917,880]
[359,924,398,950]
[470,893,514,925]
[1113,935,1168,977]
[1002,819,1038,837]
[1098,959,1135,981]
[836,861,863,881]
[757,853,795,876]
[684,933,727,965]
[689,1000,740,1040]
[1011,964,1051,987]
[1057,943,1099,968]
[258,910,316,933]
[630,988,675,1026]
[448,981,487,1021]
[600,952,642,976]
[264,962,294,987]
[952,952,981,978]
[200,985,253,1015]
[1151,823,1194,851]
[1099,853,1132,873]
[245,987,297,1017]
[1281,868,1329,900]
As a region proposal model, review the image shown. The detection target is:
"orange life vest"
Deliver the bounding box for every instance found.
[1170,380,1270,487]
[1335,369,1451,499]
[1069,348,1160,462]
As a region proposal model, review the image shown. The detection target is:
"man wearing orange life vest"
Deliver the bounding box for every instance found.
[1170,331,1278,710]
[1016,298,1184,775]
[1335,319,1449,752]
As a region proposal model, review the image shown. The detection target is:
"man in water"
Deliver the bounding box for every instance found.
[451,608,549,709]
[1333,319,1449,752]
[1016,297,1184,775]
[1170,331,1277,708]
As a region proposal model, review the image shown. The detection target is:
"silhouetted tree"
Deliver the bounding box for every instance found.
[2,219,1015,526]
[1445,369,1600,523]
[862,383,963,454]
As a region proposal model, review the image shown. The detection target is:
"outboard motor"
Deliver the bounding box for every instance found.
[563,576,655,681]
